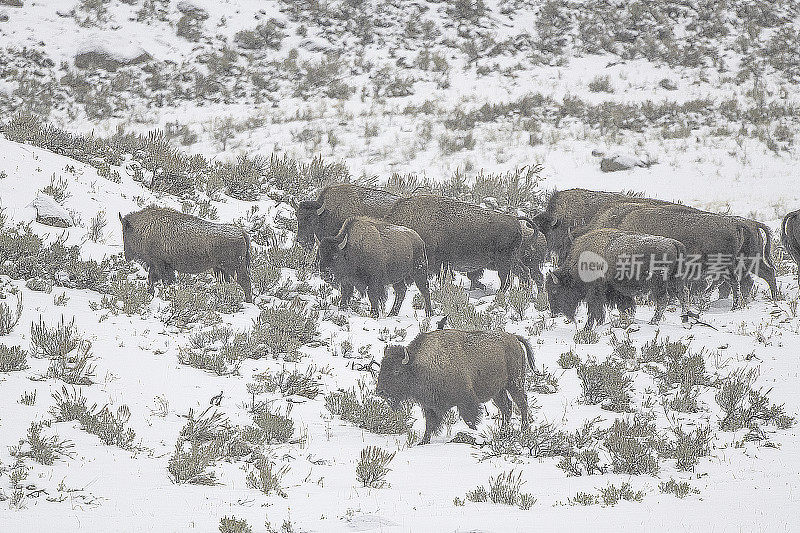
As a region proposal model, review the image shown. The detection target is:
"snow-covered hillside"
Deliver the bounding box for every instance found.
[1,1,800,532]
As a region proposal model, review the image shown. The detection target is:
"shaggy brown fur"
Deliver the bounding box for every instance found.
[296,183,400,249]
[546,228,689,327]
[119,207,252,302]
[384,195,527,291]
[317,216,432,317]
[376,330,535,444]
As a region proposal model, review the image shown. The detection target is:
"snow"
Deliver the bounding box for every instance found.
[0,122,798,533]
[1,1,800,531]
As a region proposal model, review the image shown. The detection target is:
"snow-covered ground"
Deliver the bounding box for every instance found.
[1,1,800,531]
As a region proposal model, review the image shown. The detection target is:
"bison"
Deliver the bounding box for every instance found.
[466,220,547,291]
[295,183,400,250]
[782,208,800,285]
[384,195,532,291]
[533,189,774,305]
[603,205,747,308]
[376,329,535,444]
[119,207,253,302]
[317,216,433,317]
[545,228,689,327]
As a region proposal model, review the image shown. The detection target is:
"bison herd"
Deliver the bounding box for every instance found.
[117,184,799,444]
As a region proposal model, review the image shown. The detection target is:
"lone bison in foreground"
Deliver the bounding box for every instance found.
[376,329,535,444]
[296,183,400,250]
[119,207,253,302]
[317,216,432,317]
[546,228,689,327]
[384,195,532,291]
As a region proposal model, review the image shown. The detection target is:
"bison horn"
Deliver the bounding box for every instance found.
[337,233,348,250]
[401,347,410,365]
[549,271,560,285]
[316,200,326,216]
[118,212,124,224]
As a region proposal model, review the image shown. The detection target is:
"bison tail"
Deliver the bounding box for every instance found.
[735,222,747,257]
[753,221,776,269]
[243,230,252,269]
[515,335,536,371]
[672,240,687,278]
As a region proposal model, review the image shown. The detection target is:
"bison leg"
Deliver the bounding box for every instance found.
[162,267,176,285]
[717,280,731,300]
[147,270,158,296]
[650,288,668,325]
[420,408,445,445]
[236,266,253,303]
[147,263,165,296]
[757,264,778,300]
[413,271,433,317]
[531,268,544,293]
[367,285,387,318]
[729,269,743,310]
[585,284,607,329]
[466,270,486,291]
[457,395,482,430]
[506,381,529,430]
[515,261,533,288]
[492,391,512,427]
[497,261,513,292]
[339,283,355,311]
[388,282,407,316]
[670,277,690,322]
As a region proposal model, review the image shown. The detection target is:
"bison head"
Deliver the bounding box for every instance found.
[545,269,582,322]
[317,231,348,284]
[296,200,326,250]
[531,212,573,263]
[375,344,413,409]
[118,212,135,261]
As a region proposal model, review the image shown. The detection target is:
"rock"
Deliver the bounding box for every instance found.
[26,278,54,293]
[600,154,642,172]
[600,153,656,172]
[449,431,477,445]
[481,196,499,209]
[32,193,72,227]
[74,38,151,71]
[591,149,605,157]
[659,78,678,91]
[177,1,209,19]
